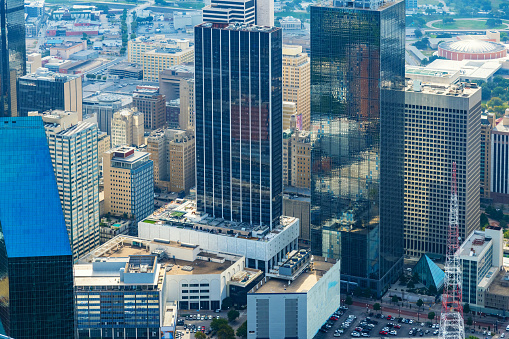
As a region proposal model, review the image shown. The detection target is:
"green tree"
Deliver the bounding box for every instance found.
[392,295,399,304]
[236,321,247,338]
[345,296,353,305]
[428,312,435,322]
[373,303,381,312]
[81,32,88,40]
[353,286,363,297]
[464,303,471,314]
[211,318,229,332]
[488,97,503,108]
[466,317,473,326]
[414,29,423,38]
[467,336,480,339]
[227,309,239,322]
[216,325,235,339]
[221,297,233,310]
[194,332,206,339]
[86,74,96,79]
[417,299,424,309]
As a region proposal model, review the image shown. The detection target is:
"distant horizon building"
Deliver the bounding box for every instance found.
[310,0,405,297]
[17,69,83,119]
[195,22,283,229]
[202,0,255,24]
[42,110,100,260]
[0,116,74,338]
[404,81,481,257]
[0,0,26,117]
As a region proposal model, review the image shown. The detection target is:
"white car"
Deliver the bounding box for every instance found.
[389,330,397,336]
[500,333,505,338]
[334,333,341,337]
[506,325,509,331]
[351,332,361,337]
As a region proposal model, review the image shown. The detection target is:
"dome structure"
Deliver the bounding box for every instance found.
[438,39,507,61]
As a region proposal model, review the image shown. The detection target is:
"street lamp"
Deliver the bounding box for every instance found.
[417,312,420,322]
[366,304,369,314]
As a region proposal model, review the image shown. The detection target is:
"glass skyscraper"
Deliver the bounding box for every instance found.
[0,117,75,338]
[195,23,283,229]
[310,0,405,296]
[0,0,26,117]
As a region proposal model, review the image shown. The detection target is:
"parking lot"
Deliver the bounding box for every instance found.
[314,304,441,339]
[173,309,246,339]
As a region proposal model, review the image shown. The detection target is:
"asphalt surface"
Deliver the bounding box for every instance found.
[313,303,509,339]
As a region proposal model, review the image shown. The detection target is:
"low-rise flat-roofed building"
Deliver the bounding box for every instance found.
[99,216,132,244]
[128,37,192,64]
[108,62,143,79]
[138,199,300,273]
[247,255,340,339]
[458,226,503,309]
[74,252,165,339]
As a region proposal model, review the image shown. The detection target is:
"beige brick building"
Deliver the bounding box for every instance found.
[103,147,154,234]
[283,125,311,189]
[283,45,310,130]
[147,129,195,193]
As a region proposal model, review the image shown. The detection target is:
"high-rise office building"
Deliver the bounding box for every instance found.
[0,116,74,338]
[310,0,405,296]
[283,45,310,130]
[97,131,110,177]
[0,0,26,117]
[179,78,195,131]
[195,23,283,229]
[202,0,255,24]
[491,115,509,203]
[42,110,100,260]
[111,108,144,148]
[404,82,481,257]
[103,146,154,235]
[17,70,83,118]
[481,113,495,199]
[133,90,166,131]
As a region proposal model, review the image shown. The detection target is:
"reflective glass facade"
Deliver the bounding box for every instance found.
[0,117,75,338]
[195,23,283,228]
[0,0,26,117]
[310,0,405,296]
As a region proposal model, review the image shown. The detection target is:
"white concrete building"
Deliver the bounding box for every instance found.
[458,226,504,308]
[247,256,341,339]
[138,199,300,272]
[110,108,144,148]
[43,110,100,260]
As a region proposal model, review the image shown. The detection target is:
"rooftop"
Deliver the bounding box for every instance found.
[106,146,149,164]
[254,256,335,293]
[20,68,79,81]
[485,267,509,297]
[439,40,506,54]
[404,81,480,98]
[458,230,493,258]
[198,22,280,33]
[142,199,299,241]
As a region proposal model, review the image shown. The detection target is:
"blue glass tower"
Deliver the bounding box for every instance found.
[195,23,283,229]
[310,0,405,297]
[0,117,75,338]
